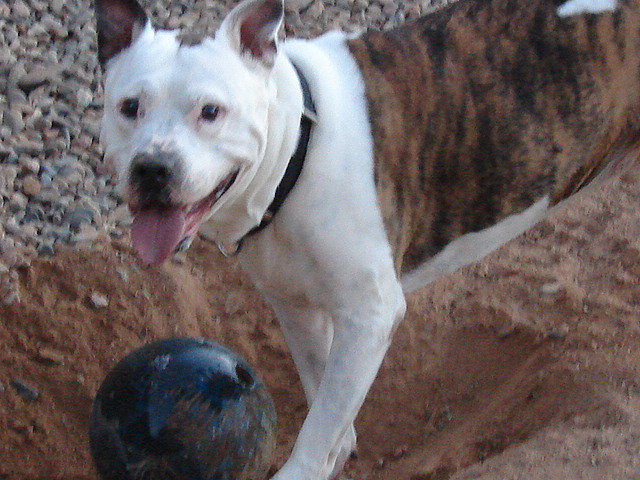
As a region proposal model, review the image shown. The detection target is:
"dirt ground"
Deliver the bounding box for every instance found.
[2,161,640,480]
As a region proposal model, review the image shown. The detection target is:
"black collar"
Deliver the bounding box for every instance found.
[247,62,316,236]
[216,63,316,257]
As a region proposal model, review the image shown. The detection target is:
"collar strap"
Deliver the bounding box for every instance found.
[247,62,316,236]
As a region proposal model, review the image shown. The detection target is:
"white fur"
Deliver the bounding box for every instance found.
[401,196,551,293]
[557,0,617,17]
[240,32,406,479]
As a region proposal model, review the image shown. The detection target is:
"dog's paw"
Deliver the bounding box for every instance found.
[271,427,357,480]
[329,425,358,479]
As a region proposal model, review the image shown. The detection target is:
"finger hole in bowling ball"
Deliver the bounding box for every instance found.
[235,363,255,387]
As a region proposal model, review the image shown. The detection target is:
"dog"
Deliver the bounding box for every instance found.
[94,0,640,478]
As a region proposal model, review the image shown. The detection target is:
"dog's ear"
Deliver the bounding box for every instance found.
[95,0,149,66]
[220,0,284,68]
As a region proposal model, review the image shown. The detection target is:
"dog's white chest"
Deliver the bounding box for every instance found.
[236,32,402,312]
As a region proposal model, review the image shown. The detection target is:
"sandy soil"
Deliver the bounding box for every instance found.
[2,163,640,480]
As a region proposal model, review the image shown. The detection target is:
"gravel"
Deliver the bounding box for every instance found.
[0,0,445,303]
[10,378,39,402]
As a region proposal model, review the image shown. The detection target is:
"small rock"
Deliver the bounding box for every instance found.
[285,0,315,11]
[72,225,99,244]
[540,281,563,295]
[17,65,60,94]
[108,203,133,227]
[34,186,62,204]
[18,156,40,175]
[22,174,42,197]
[22,205,45,223]
[0,149,18,164]
[50,0,65,14]
[496,325,517,339]
[15,139,44,157]
[116,267,129,282]
[8,192,28,212]
[2,289,21,305]
[11,0,30,17]
[41,225,71,242]
[6,109,25,132]
[392,445,408,459]
[67,207,95,232]
[75,88,93,109]
[89,291,109,309]
[39,164,56,185]
[306,1,325,19]
[37,242,55,258]
[382,1,398,16]
[548,324,570,339]
[11,379,39,402]
[36,348,65,364]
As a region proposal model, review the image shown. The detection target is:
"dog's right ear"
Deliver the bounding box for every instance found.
[95,0,149,66]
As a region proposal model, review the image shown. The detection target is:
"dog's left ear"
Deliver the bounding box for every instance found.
[95,0,149,66]
[219,0,284,68]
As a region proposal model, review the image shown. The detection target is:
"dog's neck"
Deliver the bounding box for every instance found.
[246,62,316,238]
[199,53,305,246]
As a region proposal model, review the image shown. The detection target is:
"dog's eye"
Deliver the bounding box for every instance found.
[200,104,219,122]
[120,98,139,119]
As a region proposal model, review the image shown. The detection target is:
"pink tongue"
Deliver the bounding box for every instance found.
[131,207,186,266]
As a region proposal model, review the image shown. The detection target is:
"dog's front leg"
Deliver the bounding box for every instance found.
[270,302,333,403]
[269,301,358,477]
[271,288,406,480]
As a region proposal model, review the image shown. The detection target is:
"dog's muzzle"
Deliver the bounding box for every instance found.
[125,149,239,266]
[128,150,181,208]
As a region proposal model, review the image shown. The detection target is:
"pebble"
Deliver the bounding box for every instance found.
[89,291,109,309]
[17,65,60,94]
[8,192,28,212]
[6,109,25,132]
[11,0,31,18]
[67,207,95,232]
[22,175,42,197]
[75,88,93,109]
[285,0,315,11]
[36,347,65,364]
[116,267,129,282]
[2,289,21,305]
[11,379,39,402]
[18,157,40,175]
[15,140,44,157]
[23,204,45,223]
[548,324,570,339]
[37,242,55,258]
[540,281,563,295]
[72,225,99,244]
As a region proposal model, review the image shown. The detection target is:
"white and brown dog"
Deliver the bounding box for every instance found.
[95,0,640,478]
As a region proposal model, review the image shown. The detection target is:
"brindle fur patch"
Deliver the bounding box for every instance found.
[348,0,640,273]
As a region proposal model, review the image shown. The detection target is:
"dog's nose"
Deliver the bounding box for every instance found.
[129,151,179,206]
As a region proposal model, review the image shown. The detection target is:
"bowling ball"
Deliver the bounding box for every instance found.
[89,337,276,480]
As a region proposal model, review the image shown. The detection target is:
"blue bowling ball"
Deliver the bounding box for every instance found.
[89,337,276,480]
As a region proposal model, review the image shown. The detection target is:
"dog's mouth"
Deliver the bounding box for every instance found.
[129,169,239,266]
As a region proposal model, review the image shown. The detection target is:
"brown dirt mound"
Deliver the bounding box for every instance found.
[2,166,640,480]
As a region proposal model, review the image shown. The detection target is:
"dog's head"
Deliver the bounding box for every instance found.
[96,0,300,264]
